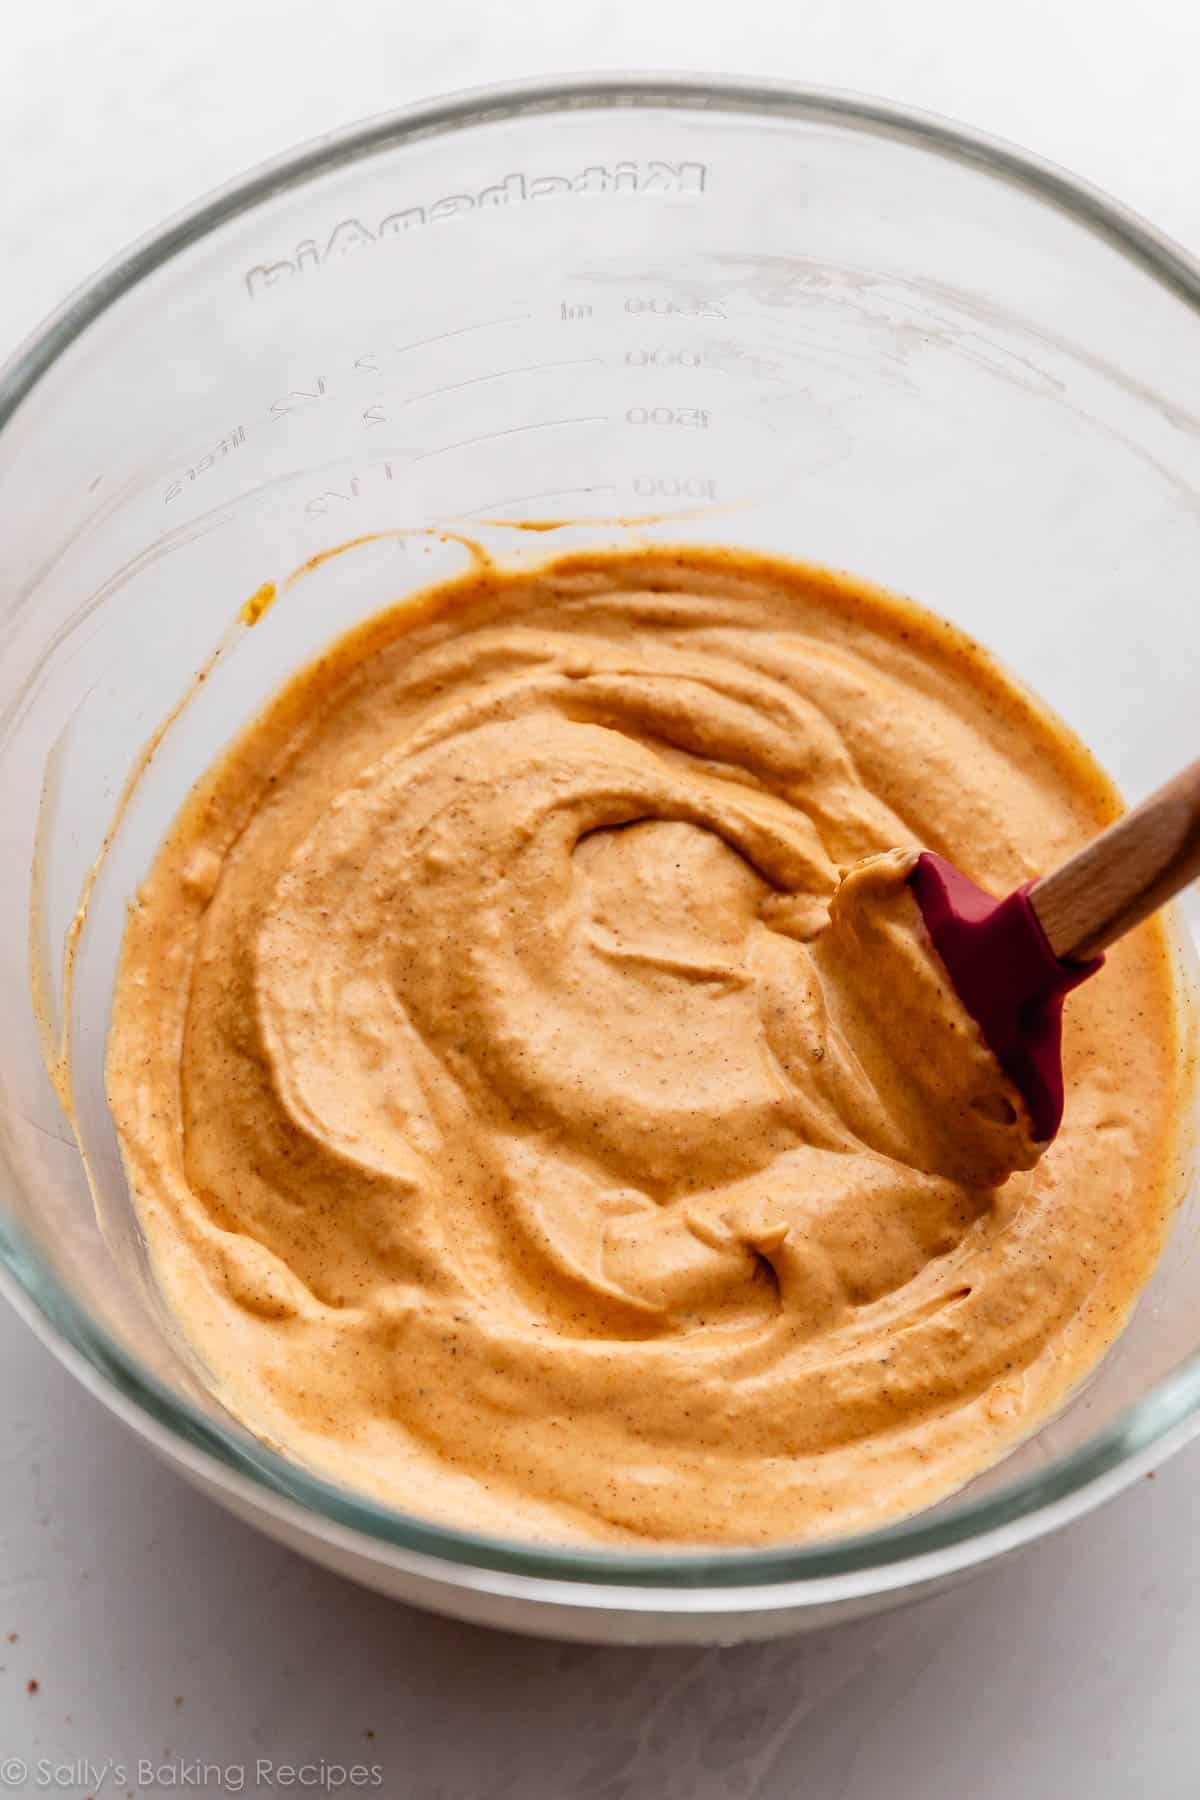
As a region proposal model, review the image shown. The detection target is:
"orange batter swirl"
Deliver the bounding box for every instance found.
[106,548,1185,1544]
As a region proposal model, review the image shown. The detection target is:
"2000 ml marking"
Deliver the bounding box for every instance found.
[243,161,708,299]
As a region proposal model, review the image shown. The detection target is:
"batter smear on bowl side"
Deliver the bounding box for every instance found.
[106,547,1186,1545]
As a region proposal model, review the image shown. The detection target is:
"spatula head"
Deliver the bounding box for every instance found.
[908,852,1102,1143]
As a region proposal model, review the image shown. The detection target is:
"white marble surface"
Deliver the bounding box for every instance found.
[3,2,1200,1794]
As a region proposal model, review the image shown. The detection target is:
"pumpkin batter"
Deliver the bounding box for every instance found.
[106,547,1185,1545]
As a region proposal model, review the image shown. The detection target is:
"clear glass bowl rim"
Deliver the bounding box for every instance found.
[1,72,1198,1594]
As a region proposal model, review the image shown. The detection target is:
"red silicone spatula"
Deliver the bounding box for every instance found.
[908,757,1200,1144]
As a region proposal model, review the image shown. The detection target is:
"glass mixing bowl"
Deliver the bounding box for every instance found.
[1,76,1198,1646]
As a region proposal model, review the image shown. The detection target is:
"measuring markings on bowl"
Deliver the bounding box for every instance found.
[409,415,610,465]
[402,356,604,405]
[625,406,710,429]
[633,475,717,500]
[297,464,719,520]
[304,461,400,517]
[623,296,727,320]
[625,348,703,367]
[157,315,532,503]
[159,295,746,513]
[163,428,247,504]
[459,484,621,519]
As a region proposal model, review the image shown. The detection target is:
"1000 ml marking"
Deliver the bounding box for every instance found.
[633,475,717,500]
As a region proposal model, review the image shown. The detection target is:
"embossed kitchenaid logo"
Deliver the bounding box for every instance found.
[243,160,708,298]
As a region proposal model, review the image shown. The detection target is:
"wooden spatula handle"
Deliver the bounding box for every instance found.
[1029,757,1200,962]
